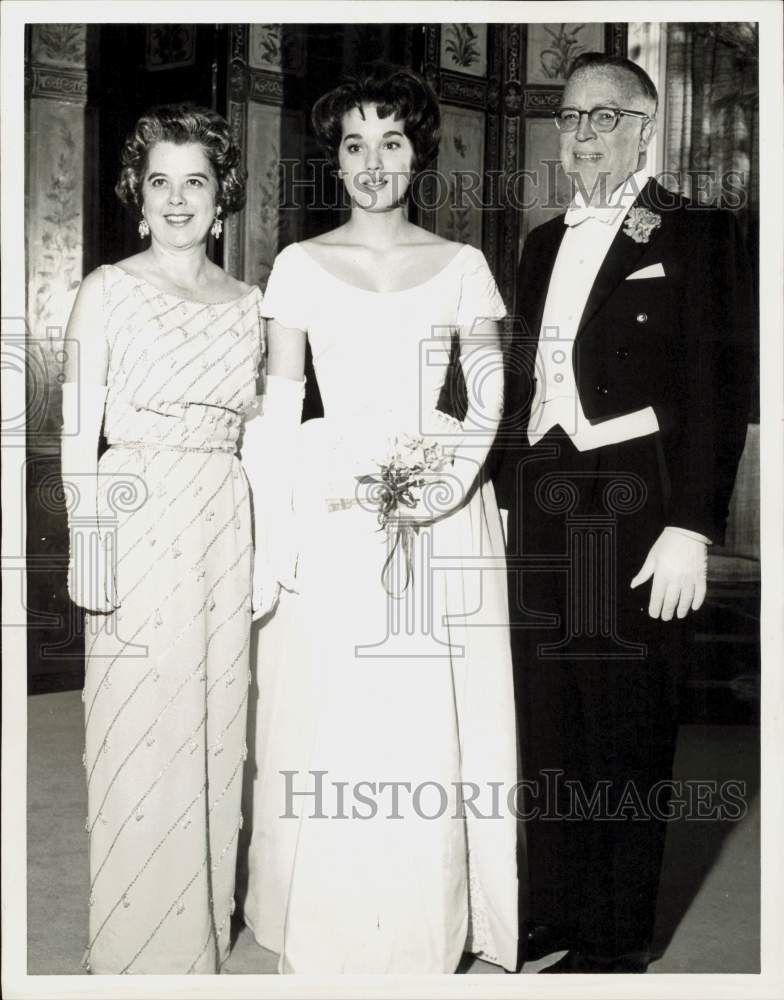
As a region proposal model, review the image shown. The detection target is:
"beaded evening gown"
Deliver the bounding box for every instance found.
[81,265,263,973]
[241,243,519,974]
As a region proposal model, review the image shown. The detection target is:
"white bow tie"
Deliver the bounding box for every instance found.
[564,204,624,227]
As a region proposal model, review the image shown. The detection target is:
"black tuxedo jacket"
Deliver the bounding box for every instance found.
[493,178,755,545]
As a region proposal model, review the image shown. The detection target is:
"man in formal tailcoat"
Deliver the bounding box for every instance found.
[493,53,754,973]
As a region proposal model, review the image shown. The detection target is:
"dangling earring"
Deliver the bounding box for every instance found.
[138,217,150,238]
[210,206,223,240]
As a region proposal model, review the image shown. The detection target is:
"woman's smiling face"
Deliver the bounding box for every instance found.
[337,104,415,211]
[141,141,219,249]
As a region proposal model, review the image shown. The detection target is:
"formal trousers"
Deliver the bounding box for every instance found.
[505,429,687,961]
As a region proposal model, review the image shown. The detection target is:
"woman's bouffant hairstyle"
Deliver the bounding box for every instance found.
[115,105,247,214]
[311,63,440,172]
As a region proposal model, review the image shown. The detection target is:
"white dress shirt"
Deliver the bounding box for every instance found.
[526,167,709,545]
[528,166,657,450]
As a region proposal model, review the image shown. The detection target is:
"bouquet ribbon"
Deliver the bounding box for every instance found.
[381,520,418,598]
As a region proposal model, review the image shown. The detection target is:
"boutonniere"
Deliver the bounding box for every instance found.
[623,207,662,244]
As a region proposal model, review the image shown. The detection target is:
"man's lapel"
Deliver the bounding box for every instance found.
[576,177,664,335]
[526,220,567,346]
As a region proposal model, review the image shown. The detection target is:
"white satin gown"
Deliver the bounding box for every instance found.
[241,242,519,973]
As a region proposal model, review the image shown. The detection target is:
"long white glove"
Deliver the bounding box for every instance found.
[404,343,504,524]
[242,375,305,620]
[60,382,118,612]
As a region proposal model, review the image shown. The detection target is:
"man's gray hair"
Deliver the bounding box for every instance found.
[567,52,658,115]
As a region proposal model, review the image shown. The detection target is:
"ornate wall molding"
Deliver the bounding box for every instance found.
[506,23,523,86]
[503,81,523,116]
[250,69,285,105]
[225,24,306,281]
[29,67,88,104]
[487,75,500,112]
[229,59,250,103]
[500,115,521,307]
[497,25,524,314]
[439,71,487,110]
[424,24,440,76]
[231,23,248,61]
[607,23,628,57]
[524,89,562,114]
[225,26,249,278]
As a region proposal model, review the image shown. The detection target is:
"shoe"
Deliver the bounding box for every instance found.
[539,950,649,973]
[526,923,576,962]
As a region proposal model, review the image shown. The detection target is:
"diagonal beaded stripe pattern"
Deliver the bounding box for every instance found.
[81,265,263,973]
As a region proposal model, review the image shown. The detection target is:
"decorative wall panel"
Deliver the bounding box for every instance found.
[26,102,84,346]
[25,23,95,687]
[436,105,485,250]
[525,23,605,84]
[423,24,507,298]
[145,24,196,70]
[249,23,306,75]
[25,25,92,430]
[423,22,626,316]
[518,21,628,278]
[226,24,306,286]
[439,24,488,77]
[520,116,571,249]
[244,103,305,289]
[30,23,86,68]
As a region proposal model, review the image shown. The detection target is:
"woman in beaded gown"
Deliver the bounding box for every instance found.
[241,66,519,974]
[61,107,265,974]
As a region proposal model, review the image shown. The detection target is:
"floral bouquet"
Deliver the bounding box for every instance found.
[357,425,458,596]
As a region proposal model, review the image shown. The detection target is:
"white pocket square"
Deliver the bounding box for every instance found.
[626,262,665,280]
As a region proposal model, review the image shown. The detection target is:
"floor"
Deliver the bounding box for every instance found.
[26,690,759,975]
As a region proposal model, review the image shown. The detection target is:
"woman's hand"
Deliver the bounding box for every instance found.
[251,523,298,621]
[251,546,281,621]
[67,520,119,613]
[243,369,306,622]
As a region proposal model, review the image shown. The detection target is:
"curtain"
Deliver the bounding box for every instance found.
[664,23,758,261]
[665,22,759,429]
[664,23,759,565]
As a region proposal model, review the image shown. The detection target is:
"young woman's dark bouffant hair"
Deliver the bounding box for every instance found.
[311,63,441,172]
[115,105,247,214]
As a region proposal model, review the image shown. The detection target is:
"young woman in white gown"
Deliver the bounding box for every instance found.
[241,65,519,974]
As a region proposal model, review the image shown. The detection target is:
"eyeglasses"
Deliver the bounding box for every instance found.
[553,107,652,133]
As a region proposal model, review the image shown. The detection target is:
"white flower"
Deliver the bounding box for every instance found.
[623,207,662,244]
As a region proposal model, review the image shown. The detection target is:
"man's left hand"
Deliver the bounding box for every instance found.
[630,529,708,621]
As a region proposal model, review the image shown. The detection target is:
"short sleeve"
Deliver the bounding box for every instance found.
[258,244,310,331]
[456,247,507,328]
